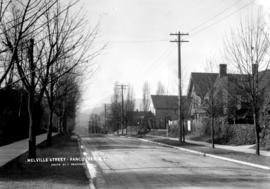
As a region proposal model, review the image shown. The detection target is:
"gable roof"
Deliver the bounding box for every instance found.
[151,95,178,110]
[187,72,218,99]
[151,95,188,110]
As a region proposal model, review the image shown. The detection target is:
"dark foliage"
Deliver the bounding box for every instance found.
[0,87,45,145]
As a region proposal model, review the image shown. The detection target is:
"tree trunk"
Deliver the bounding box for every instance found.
[183,121,185,143]
[253,112,260,155]
[62,111,67,134]
[57,117,60,133]
[28,91,36,158]
[211,116,215,148]
[46,107,53,146]
[28,38,36,158]
[61,99,68,134]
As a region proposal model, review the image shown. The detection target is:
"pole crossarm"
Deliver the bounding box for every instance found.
[170,33,189,36]
[170,40,189,43]
[116,84,128,87]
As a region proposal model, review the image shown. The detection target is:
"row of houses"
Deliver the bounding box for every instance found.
[147,64,270,145]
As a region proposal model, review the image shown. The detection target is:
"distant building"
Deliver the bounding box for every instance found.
[151,95,189,129]
[126,110,154,127]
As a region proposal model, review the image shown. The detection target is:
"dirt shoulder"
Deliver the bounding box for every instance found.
[0,135,89,189]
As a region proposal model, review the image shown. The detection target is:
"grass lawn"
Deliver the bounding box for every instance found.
[0,135,89,189]
[142,136,270,168]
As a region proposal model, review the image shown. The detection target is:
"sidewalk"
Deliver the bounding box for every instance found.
[0,134,89,189]
[146,134,270,157]
[0,133,57,167]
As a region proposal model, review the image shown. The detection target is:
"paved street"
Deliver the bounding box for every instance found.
[82,135,270,189]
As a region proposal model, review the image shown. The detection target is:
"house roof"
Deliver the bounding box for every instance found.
[151,95,187,110]
[187,72,218,99]
[227,73,248,82]
[220,71,270,91]
[259,70,270,90]
[209,70,270,101]
[151,95,178,110]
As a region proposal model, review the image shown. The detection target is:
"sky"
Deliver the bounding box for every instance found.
[74,0,270,129]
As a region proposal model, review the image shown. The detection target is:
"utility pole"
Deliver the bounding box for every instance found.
[104,104,107,133]
[170,31,189,144]
[104,104,110,133]
[116,84,128,135]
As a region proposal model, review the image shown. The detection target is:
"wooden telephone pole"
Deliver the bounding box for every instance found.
[104,104,110,133]
[170,31,189,143]
[116,84,128,135]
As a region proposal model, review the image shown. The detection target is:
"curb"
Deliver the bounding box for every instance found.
[128,136,270,171]
[146,134,270,157]
[76,136,96,189]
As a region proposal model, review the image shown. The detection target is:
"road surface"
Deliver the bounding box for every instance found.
[81,135,270,189]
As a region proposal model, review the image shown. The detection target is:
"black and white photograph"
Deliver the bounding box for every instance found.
[0,0,270,188]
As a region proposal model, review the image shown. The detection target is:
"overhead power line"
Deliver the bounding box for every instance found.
[133,1,255,80]
[191,0,255,36]
[189,0,243,33]
[98,1,252,44]
[107,39,168,44]
[91,1,254,45]
[141,46,174,77]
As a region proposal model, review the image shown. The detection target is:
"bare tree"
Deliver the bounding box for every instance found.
[0,0,98,157]
[41,0,96,146]
[46,71,81,143]
[156,81,165,95]
[142,81,150,112]
[125,85,135,129]
[0,0,13,86]
[0,0,61,158]
[202,61,223,148]
[125,85,135,112]
[110,82,121,133]
[225,14,270,155]
[88,113,101,134]
[53,73,80,134]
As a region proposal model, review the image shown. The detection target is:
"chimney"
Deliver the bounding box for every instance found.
[252,64,258,75]
[219,64,227,77]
